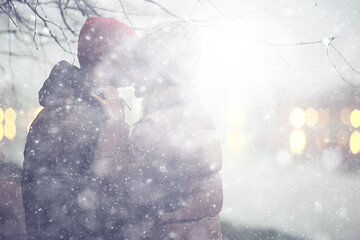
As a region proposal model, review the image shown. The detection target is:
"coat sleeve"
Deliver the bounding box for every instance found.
[126,112,223,223]
[93,111,221,180]
[158,173,223,223]
[22,107,104,240]
[22,110,79,239]
[92,114,174,179]
[92,113,223,222]
[128,113,222,180]
[91,119,130,179]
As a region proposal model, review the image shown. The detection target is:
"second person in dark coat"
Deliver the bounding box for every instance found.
[21,17,136,240]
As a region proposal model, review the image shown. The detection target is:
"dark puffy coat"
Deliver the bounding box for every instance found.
[94,86,223,239]
[0,161,26,240]
[21,61,109,240]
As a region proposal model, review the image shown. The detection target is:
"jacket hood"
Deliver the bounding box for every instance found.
[39,61,96,107]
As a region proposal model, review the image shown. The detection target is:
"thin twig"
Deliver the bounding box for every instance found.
[8,0,22,21]
[74,0,87,16]
[58,0,77,35]
[64,0,70,9]
[38,2,48,17]
[189,0,200,19]
[118,0,135,30]
[78,5,162,16]
[0,30,17,34]
[206,0,224,16]
[25,0,74,55]
[250,37,335,47]
[82,0,100,16]
[0,51,39,58]
[326,38,357,88]
[0,5,18,28]
[33,0,39,50]
[143,0,180,18]
[329,44,360,75]
[272,47,290,67]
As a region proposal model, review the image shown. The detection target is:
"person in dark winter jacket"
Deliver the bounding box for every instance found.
[21,17,135,240]
[0,160,26,240]
[92,21,223,240]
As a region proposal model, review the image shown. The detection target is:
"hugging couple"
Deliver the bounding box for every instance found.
[21,17,223,240]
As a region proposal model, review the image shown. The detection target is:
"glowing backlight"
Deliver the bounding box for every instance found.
[350,109,360,128]
[305,108,318,127]
[0,108,3,123]
[350,131,360,155]
[0,124,3,141]
[340,108,351,125]
[4,122,16,140]
[227,108,245,127]
[4,108,16,123]
[290,129,306,154]
[227,129,244,150]
[290,108,305,128]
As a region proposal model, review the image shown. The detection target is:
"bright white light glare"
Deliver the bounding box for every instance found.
[195,25,275,130]
[340,108,351,125]
[305,108,318,127]
[290,108,305,128]
[318,109,329,126]
[4,122,16,140]
[0,108,3,123]
[290,129,306,154]
[322,38,331,46]
[0,124,3,141]
[4,108,16,123]
[227,107,245,127]
[350,131,360,155]
[350,109,360,128]
[227,129,244,151]
[27,106,44,133]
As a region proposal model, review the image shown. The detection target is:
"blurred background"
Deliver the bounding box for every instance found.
[1,0,360,239]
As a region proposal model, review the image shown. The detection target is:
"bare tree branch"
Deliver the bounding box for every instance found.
[326,38,358,88]
[144,0,180,18]
[0,51,40,59]
[118,0,135,30]
[74,0,87,16]
[0,5,18,28]
[330,44,360,76]
[33,0,39,50]
[25,0,74,55]
[206,0,224,16]
[82,0,100,16]
[58,0,77,35]
[9,1,22,23]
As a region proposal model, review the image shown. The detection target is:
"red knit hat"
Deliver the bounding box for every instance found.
[77,17,136,69]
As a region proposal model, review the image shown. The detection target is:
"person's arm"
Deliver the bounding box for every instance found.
[91,85,221,181]
[158,173,223,223]
[90,86,131,179]
[127,116,222,177]
[126,118,223,223]
[90,88,223,221]
[170,128,222,179]
[91,119,130,179]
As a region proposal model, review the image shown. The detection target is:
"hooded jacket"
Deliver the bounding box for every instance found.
[21,61,107,240]
[94,86,223,240]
